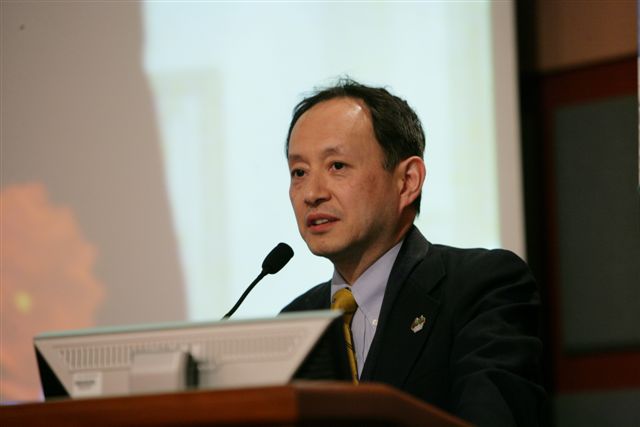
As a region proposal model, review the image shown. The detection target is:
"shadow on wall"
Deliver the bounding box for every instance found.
[1,2,185,401]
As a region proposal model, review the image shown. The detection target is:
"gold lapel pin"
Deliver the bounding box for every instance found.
[410,315,426,333]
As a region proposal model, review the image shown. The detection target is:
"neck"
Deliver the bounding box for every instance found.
[333,222,413,284]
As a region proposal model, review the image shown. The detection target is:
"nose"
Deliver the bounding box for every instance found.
[304,172,330,207]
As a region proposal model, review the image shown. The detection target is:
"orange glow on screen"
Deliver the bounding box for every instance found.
[1,184,104,402]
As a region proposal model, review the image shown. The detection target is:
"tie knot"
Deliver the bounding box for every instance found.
[331,288,357,314]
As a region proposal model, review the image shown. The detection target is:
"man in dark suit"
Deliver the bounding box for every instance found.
[282,79,545,426]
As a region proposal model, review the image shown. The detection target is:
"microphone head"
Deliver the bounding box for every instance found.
[262,243,294,274]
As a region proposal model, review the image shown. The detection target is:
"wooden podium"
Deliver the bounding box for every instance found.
[0,382,470,427]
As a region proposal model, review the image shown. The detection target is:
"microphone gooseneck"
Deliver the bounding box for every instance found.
[222,243,294,319]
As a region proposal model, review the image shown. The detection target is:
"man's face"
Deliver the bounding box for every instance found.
[287,97,404,271]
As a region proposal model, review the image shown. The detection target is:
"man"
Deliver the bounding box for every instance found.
[282,79,545,426]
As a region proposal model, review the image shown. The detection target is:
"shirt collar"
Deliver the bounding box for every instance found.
[330,240,404,321]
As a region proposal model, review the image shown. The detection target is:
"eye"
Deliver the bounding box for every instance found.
[291,169,305,178]
[332,162,345,170]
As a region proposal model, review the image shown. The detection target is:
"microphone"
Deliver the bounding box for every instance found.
[222,243,294,319]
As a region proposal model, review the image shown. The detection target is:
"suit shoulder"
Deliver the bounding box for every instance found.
[429,244,530,278]
[427,244,537,308]
[281,281,331,313]
[428,244,538,323]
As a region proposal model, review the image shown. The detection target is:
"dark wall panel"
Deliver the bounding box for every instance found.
[553,95,640,352]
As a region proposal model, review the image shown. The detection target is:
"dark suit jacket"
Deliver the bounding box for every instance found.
[282,226,545,426]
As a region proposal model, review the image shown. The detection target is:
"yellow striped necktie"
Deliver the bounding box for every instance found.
[331,287,359,384]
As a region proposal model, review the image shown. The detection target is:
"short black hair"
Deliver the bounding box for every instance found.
[286,78,425,213]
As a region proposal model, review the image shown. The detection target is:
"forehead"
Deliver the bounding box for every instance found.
[288,97,377,157]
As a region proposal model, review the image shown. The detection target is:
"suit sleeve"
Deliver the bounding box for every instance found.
[448,249,546,427]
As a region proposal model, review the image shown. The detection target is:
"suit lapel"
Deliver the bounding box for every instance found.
[361,227,446,386]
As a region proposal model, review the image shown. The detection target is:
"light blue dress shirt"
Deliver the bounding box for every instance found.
[330,240,403,378]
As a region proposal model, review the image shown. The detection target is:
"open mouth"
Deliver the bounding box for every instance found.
[310,218,331,226]
[306,214,338,229]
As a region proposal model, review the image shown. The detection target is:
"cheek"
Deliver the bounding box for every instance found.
[289,185,300,205]
[362,175,397,209]
[359,173,388,198]
[289,190,304,217]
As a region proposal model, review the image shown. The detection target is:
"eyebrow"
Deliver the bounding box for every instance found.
[287,146,345,163]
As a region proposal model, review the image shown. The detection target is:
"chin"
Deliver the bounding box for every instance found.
[304,238,345,260]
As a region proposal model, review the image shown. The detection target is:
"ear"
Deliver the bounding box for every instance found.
[395,156,426,211]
